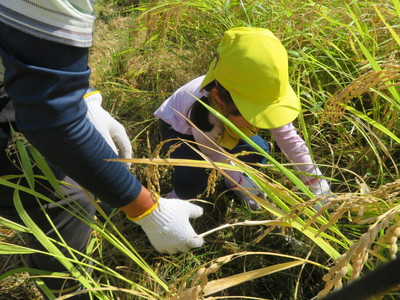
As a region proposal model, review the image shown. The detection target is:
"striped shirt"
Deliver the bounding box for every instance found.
[0,0,96,47]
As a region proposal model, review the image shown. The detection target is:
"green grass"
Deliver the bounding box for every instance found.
[0,0,399,299]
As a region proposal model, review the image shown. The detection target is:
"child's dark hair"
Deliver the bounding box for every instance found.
[189,80,235,131]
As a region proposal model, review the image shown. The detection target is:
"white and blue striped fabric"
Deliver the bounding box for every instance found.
[0,0,96,47]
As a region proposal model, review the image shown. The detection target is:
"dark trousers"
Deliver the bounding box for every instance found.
[159,120,270,199]
[0,123,96,295]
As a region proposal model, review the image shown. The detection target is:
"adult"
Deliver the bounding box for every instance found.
[0,2,203,299]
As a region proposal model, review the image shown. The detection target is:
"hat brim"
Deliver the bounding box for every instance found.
[201,58,217,89]
[234,84,300,129]
[201,69,300,129]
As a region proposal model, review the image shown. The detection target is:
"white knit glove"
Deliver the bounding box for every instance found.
[226,174,264,210]
[133,198,204,254]
[309,179,332,209]
[84,90,132,165]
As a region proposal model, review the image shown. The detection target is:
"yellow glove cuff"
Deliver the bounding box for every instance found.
[127,202,159,222]
[83,89,100,99]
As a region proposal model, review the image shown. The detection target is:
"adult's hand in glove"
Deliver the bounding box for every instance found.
[132,197,204,254]
[226,174,265,210]
[84,89,132,165]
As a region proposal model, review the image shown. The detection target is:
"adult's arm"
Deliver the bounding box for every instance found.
[0,4,204,254]
[0,25,141,208]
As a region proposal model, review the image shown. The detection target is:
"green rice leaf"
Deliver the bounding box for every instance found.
[344,104,400,143]
[374,4,400,47]
[12,188,99,294]
[11,128,35,189]
[28,145,61,193]
[0,242,37,254]
[0,216,31,233]
[392,0,400,17]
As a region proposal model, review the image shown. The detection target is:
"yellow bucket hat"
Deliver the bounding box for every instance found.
[201,27,300,129]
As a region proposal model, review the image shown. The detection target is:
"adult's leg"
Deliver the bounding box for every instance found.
[0,23,95,296]
[0,150,96,298]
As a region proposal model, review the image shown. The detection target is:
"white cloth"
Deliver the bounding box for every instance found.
[134,198,204,254]
[154,76,324,185]
[0,1,96,47]
[155,76,206,135]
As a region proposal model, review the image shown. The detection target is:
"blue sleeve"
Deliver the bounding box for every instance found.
[23,116,142,208]
[0,26,142,208]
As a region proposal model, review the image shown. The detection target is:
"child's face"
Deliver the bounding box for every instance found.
[227,113,252,128]
[212,86,252,128]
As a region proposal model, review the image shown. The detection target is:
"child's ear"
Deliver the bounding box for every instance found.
[211,87,225,106]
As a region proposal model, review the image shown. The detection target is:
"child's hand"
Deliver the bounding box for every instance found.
[309,179,333,209]
[226,174,265,210]
[309,178,330,196]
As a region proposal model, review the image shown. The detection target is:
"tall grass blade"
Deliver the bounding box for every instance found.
[191,94,313,197]
[28,145,61,193]
[1,178,166,297]
[12,188,101,297]
[373,4,400,47]
[343,105,400,144]
[0,241,37,254]
[11,128,35,189]
[392,0,400,18]
[0,215,31,233]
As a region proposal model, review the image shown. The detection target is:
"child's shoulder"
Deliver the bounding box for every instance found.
[179,75,206,91]
[175,75,207,98]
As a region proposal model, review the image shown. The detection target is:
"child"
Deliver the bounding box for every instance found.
[154,27,330,210]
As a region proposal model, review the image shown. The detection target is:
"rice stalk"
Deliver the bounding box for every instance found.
[0,177,168,298]
[121,141,347,262]
[169,251,326,299]
[315,180,400,298]
[1,136,171,298]
[321,63,400,125]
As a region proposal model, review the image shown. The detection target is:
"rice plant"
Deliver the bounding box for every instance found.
[1,0,399,299]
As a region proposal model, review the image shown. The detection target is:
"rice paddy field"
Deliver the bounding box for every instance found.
[0,0,399,299]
